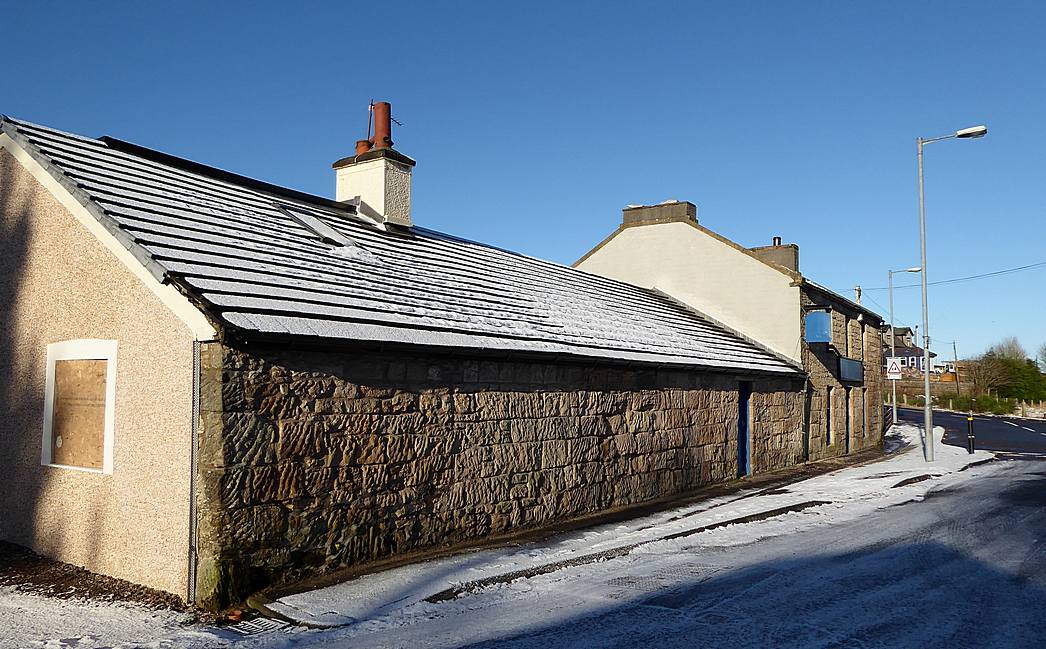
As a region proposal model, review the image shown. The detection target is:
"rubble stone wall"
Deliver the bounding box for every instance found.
[193,342,804,608]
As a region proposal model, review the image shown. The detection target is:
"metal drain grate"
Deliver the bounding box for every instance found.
[607,574,671,591]
[604,563,720,600]
[227,617,290,636]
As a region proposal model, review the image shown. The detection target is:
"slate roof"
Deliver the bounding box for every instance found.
[1,116,801,376]
[887,346,937,359]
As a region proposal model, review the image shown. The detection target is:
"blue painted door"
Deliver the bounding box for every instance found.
[738,382,752,477]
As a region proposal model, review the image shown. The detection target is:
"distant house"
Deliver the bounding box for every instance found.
[881,327,936,374]
[0,111,811,609]
[882,326,917,349]
[574,201,886,462]
[888,347,937,374]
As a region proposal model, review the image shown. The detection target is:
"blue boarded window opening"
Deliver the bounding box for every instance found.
[805,310,831,343]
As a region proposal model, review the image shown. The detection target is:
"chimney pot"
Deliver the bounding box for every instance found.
[772,236,782,246]
[372,101,393,149]
[332,101,414,227]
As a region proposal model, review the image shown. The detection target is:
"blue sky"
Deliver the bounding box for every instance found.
[4,1,1044,360]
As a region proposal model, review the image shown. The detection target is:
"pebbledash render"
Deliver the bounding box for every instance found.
[0,107,874,610]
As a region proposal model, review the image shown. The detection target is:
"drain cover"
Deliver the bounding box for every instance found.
[227,617,290,636]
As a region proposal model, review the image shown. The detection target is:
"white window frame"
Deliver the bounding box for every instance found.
[41,339,118,474]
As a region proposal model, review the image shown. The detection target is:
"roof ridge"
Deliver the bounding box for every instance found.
[98,136,355,213]
[1,115,359,214]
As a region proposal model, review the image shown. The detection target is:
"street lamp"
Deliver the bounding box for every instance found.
[888,266,921,425]
[917,124,987,462]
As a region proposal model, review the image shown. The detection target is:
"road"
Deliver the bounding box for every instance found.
[898,406,1046,454]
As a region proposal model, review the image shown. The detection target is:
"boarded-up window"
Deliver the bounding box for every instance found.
[51,359,107,469]
[43,339,117,473]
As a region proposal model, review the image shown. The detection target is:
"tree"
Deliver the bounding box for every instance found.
[1039,343,1046,372]
[1003,359,1046,401]
[966,353,1011,395]
[990,336,1027,361]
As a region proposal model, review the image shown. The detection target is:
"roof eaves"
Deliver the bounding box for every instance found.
[0,117,171,286]
[223,314,804,377]
[801,278,884,322]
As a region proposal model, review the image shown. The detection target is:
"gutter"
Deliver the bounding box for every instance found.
[187,340,201,604]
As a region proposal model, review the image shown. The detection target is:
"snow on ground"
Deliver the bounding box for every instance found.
[1,424,996,648]
[0,586,224,649]
[264,424,990,628]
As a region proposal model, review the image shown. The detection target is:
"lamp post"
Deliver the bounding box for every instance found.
[916,124,987,462]
[888,267,921,426]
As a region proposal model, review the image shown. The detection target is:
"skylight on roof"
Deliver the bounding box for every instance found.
[277,204,357,248]
[276,203,381,264]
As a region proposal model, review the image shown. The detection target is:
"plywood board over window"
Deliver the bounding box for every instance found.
[52,359,107,469]
[42,340,118,474]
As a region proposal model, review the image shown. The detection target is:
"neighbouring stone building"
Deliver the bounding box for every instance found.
[575,200,886,463]
[0,111,809,610]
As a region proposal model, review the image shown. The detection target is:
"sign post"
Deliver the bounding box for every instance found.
[886,358,903,381]
[887,357,903,426]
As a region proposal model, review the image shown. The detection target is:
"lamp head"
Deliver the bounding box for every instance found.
[956,125,987,139]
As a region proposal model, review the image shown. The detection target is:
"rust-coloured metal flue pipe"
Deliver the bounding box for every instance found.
[372,101,393,149]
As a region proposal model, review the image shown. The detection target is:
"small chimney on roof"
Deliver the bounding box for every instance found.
[749,236,800,273]
[333,101,415,227]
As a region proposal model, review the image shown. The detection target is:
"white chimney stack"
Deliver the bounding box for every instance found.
[332,101,414,227]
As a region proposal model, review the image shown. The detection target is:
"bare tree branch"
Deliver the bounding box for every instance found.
[990,336,1027,361]
[966,354,1011,395]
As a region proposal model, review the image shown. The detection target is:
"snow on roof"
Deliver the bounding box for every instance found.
[1,116,801,376]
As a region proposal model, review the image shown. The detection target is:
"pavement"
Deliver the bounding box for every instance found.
[898,406,1046,454]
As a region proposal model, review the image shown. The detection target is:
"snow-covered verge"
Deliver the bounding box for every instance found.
[0,586,224,649]
[0,424,994,648]
[263,424,991,628]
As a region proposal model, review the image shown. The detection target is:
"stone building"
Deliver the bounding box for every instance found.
[0,113,808,609]
[575,200,886,462]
